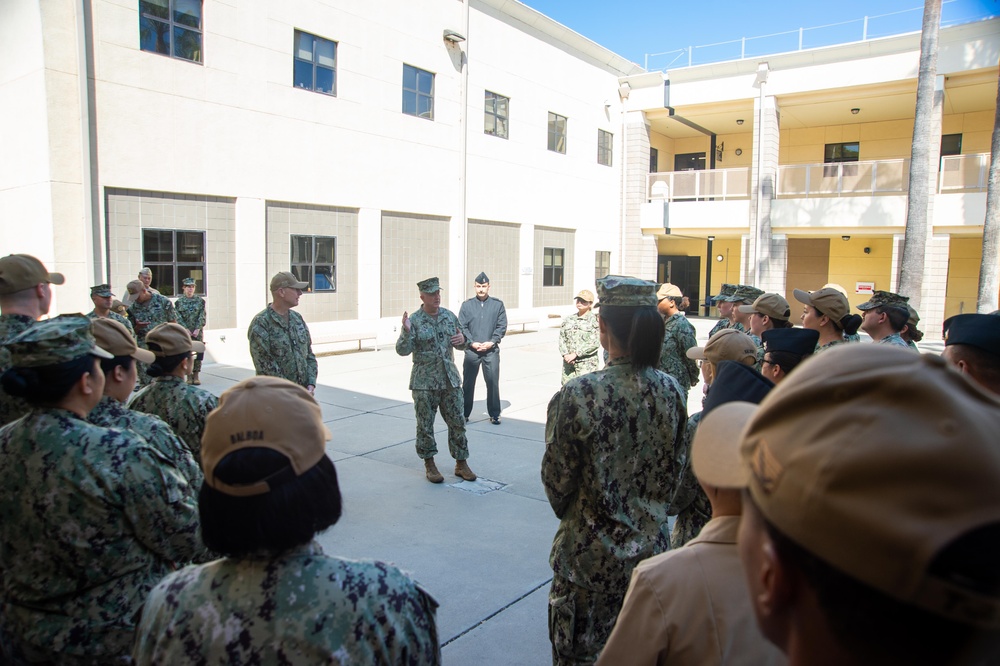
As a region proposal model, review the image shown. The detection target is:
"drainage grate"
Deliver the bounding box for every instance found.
[450,478,507,495]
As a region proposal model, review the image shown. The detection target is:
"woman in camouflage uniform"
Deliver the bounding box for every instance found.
[133,376,440,664]
[542,276,689,666]
[558,289,600,386]
[174,277,206,384]
[794,287,862,352]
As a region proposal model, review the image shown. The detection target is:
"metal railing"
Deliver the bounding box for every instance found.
[648,167,750,201]
[939,153,990,192]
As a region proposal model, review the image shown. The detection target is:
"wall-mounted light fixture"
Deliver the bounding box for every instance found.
[735,148,743,156]
[736,119,744,125]
[716,254,725,262]
[443,29,466,43]
[864,247,871,254]
[842,235,851,241]
[707,235,716,241]
[851,108,860,115]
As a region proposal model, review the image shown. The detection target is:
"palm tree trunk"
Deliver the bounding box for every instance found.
[978,70,1000,312]
[899,0,942,311]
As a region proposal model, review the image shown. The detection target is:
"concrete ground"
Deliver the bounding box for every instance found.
[195,315,939,664]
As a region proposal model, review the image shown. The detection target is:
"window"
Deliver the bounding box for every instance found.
[142,229,206,297]
[824,142,859,177]
[290,235,337,292]
[649,147,659,173]
[139,0,202,63]
[595,251,611,282]
[941,134,962,156]
[548,112,567,154]
[403,65,434,119]
[293,30,336,95]
[485,91,509,139]
[543,247,564,287]
[598,130,613,166]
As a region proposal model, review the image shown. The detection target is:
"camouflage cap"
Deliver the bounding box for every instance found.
[417,277,441,293]
[738,293,790,320]
[731,284,764,304]
[0,254,65,295]
[7,314,113,367]
[270,271,308,291]
[906,303,920,327]
[91,317,155,364]
[714,283,737,300]
[145,322,207,355]
[575,289,595,303]
[656,283,683,301]
[182,277,197,287]
[90,284,114,298]
[595,275,657,308]
[201,376,333,497]
[857,289,909,311]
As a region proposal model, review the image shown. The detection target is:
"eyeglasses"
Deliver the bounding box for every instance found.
[762,357,774,366]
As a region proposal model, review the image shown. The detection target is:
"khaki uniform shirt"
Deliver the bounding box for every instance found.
[248,306,318,387]
[395,307,467,390]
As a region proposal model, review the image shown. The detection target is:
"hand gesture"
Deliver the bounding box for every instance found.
[402,311,411,332]
[450,326,465,347]
[563,353,577,364]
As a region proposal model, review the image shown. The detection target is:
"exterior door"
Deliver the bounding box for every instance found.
[657,255,700,315]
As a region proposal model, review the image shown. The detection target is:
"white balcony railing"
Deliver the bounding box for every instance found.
[939,153,990,192]
[648,167,750,202]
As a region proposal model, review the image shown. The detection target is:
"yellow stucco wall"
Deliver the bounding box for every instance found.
[827,236,896,311]
[945,237,984,318]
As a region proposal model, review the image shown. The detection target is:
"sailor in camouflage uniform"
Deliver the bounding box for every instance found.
[127,279,178,387]
[0,254,64,427]
[396,277,476,484]
[543,276,689,665]
[857,290,915,349]
[133,376,441,665]
[86,283,135,338]
[707,283,738,338]
[558,289,600,386]
[174,277,207,384]
[248,271,318,392]
[128,322,218,462]
[0,315,208,664]
[656,283,699,396]
[89,318,202,491]
[794,286,862,353]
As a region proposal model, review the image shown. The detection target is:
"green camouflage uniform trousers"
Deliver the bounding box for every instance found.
[133,541,441,665]
[128,293,177,387]
[86,309,135,339]
[0,314,33,427]
[0,408,208,663]
[558,310,600,386]
[89,395,202,492]
[543,358,690,665]
[174,295,207,374]
[128,375,219,463]
[396,307,469,460]
[659,313,700,394]
[670,411,712,549]
[248,305,318,387]
[879,332,914,349]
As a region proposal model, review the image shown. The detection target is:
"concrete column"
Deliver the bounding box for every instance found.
[356,207,382,320]
[620,111,657,279]
[749,94,781,288]
[920,234,949,340]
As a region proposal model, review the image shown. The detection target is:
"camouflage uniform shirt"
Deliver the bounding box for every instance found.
[0,313,33,427]
[659,313,699,393]
[128,375,219,462]
[133,541,441,665]
[128,293,177,341]
[248,306,318,387]
[558,310,600,386]
[670,412,712,549]
[89,395,202,492]
[878,332,912,349]
[174,295,206,334]
[0,408,208,661]
[707,318,730,338]
[542,358,690,594]
[395,308,467,389]
[86,309,136,339]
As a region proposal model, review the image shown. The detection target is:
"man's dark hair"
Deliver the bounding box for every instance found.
[876,305,908,332]
[598,305,664,370]
[99,355,134,375]
[950,344,1000,394]
[199,448,342,557]
[766,350,807,375]
[2,355,97,405]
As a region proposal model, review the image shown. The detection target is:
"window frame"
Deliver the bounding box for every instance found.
[595,250,611,283]
[941,133,962,157]
[484,90,510,139]
[402,64,435,120]
[649,147,659,173]
[823,141,860,177]
[141,228,206,297]
[543,247,565,287]
[138,0,203,64]
[293,29,337,96]
[548,112,567,154]
[290,234,338,293]
[598,129,613,166]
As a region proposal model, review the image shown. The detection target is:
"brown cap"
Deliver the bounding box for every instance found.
[692,401,757,488]
[201,376,332,497]
[145,322,206,355]
[738,293,790,320]
[686,329,757,365]
[125,280,144,295]
[793,287,849,322]
[91,318,155,364]
[739,345,1000,627]
[270,271,308,291]
[575,289,595,303]
[0,254,65,295]
[656,283,683,301]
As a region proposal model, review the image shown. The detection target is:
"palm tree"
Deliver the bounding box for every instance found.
[898,0,942,311]
[978,71,1000,312]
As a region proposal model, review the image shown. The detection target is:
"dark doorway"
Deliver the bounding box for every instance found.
[657,255,700,316]
[674,152,706,171]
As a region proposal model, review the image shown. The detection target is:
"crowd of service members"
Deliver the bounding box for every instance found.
[1,251,999,664]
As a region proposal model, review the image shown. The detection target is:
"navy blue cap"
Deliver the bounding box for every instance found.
[703,360,775,416]
[762,327,820,357]
[943,314,1000,356]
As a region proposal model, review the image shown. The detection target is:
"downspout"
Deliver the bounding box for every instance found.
[78,0,103,281]
[753,79,765,285]
[459,0,469,296]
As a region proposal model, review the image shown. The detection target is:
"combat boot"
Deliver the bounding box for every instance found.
[454,459,477,482]
[424,458,444,484]
[191,372,201,385]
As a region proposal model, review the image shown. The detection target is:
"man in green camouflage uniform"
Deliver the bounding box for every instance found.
[707,283,738,337]
[0,254,64,426]
[558,289,600,386]
[175,277,207,384]
[656,283,699,396]
[396,277,476,484]
[857,289,914,349]
[248,271,318,392]
[127,279,178,387]
[543,276,689,665]
[87,283,135,338]
[0,315,208,663]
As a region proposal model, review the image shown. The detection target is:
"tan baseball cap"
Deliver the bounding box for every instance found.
[575,289,595,303]
[686,329,757,365]
[0,254,65,295]
[91,318,155,364]
[738,293,790,320]
[691,401,757,489]
[145,322,206,355]
[739,344,1000,627]
[656,283,683,301]
[201,376,332,497]
[270,271,308,291]
[793,287,849,322]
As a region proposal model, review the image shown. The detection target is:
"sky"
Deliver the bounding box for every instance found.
[520,0,999,69]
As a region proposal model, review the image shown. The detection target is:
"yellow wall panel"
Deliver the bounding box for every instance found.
[945,237,983,318]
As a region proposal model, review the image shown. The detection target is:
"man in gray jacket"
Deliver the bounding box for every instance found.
[459,272,507,424]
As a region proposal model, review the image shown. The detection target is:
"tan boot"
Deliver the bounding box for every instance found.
[192,372,201,385]
[454,459,477,482]
[424,458,444,484]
